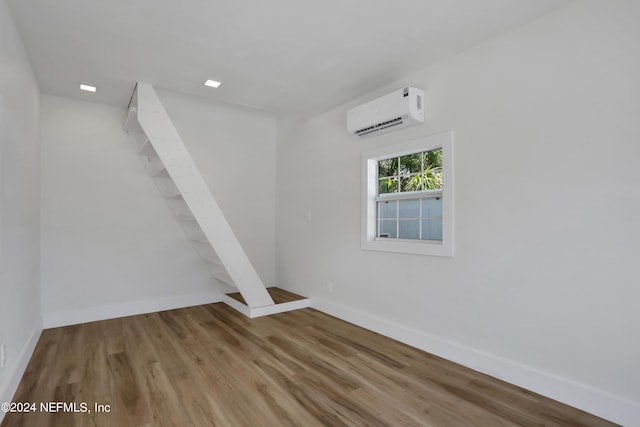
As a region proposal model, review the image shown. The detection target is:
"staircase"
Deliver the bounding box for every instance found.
[124,82,309,318]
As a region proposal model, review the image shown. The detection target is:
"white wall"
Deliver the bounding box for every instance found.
[156,88,278,286]
[40,95,221,326]
[276,0,640,424]
[0,0,42,414]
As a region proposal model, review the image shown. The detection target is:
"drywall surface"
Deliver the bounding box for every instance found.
[0,0,42,413]
[276,0,640,424]
[40,95,219,323]
[156,88,278,286]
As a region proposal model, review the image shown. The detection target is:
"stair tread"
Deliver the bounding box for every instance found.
[138,138,155,155]
[189,233,209,244]
[151,165,168,177]
[176,213,196,221]
[124,107,143,133]
[202,255,223,266]
[214,271,234,286]
[163,190,182,199]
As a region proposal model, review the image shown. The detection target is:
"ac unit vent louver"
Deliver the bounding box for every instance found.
[355,117,404,136]
[347,87,424,138]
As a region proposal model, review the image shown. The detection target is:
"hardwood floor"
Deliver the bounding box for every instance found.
[1,303,618,427]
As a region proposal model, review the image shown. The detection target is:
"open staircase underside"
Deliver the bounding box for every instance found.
[124,82,309,318]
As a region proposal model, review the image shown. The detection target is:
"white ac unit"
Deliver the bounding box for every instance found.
[347,87,424,138]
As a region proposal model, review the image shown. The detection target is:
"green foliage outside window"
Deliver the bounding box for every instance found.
[378,148,442,194]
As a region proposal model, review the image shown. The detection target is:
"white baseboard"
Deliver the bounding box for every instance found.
[249,298,310,318]
[43,290,223,328]
[0,320,43,425]
[311,296,639,427]
[220,294,252,317]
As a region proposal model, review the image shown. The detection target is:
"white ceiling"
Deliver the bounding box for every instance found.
[8,0,571,116]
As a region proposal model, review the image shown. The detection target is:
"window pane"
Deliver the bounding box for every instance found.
[377,200,397,219]
[398,219,420,239]
[423,148,443,169]
[400,153,422,174]
[377,157,398,177]
[423,170,443,190]
[423,148,443,190]
[421,198,442,218]
[378,177,398,194]
[398,199,420,218]
[422,219,442,241]
[400,174,423,192]
[378,220,397,238]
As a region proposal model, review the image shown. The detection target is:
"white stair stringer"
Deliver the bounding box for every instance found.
[127,82,274,309]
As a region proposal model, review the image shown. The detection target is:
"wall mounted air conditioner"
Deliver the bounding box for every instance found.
[347,87,424,138]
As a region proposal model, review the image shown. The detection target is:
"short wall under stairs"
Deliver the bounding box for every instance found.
[222,287,310,318]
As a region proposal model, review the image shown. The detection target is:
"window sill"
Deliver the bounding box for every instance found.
[362,238,453,257]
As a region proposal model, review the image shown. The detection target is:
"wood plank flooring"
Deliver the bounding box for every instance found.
[1,304,618,427]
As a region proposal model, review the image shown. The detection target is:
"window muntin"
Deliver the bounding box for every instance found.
[375,148,443,242]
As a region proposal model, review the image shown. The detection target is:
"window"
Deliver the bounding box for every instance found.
[377,149,443,241]
[362,131,453,256]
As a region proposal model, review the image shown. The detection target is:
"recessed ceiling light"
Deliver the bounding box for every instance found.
[80,84,96,92]
[204,79,222,88]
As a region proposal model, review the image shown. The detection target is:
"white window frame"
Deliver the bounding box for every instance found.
[361,131,454,257]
